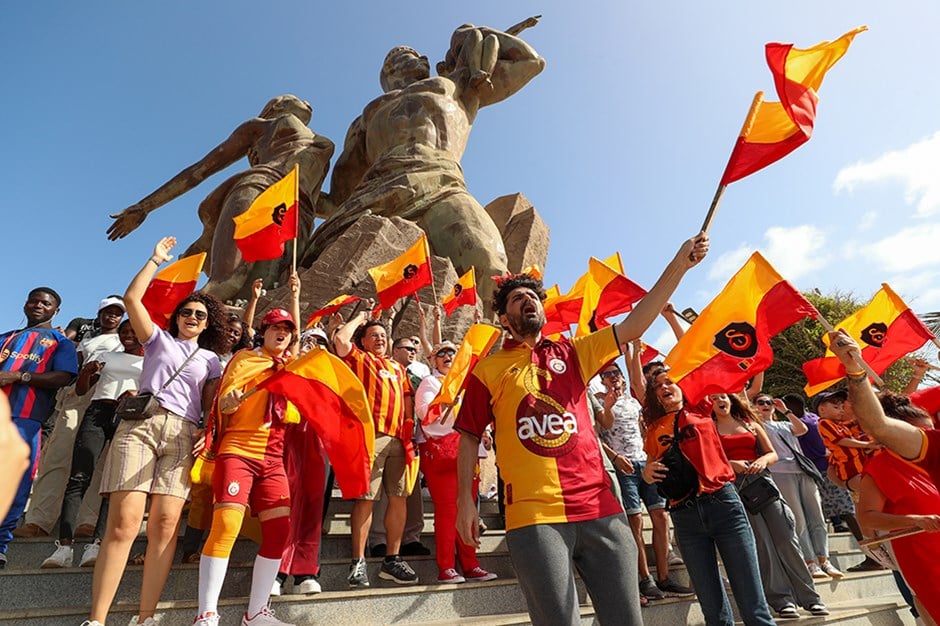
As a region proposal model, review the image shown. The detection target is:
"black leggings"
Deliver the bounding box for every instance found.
[59,400,117,541]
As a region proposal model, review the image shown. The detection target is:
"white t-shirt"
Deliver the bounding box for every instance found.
[78,332,122,364]
[407,360,431,380]
[91,351,144,401]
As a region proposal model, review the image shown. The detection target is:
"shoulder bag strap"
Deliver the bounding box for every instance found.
[156,346,201,393]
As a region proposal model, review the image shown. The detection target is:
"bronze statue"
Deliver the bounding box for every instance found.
[307,17,544,298]
[108,95,334,300]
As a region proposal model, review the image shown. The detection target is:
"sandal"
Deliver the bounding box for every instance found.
[128,552,146,566]
[182,551,201,564]
[776,605,800,619]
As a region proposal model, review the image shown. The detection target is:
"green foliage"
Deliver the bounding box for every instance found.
[763,289,918,399]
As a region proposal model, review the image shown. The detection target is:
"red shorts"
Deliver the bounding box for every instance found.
[213,453,291,513]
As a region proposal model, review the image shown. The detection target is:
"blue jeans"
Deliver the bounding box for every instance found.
[669,483,774,626]
[0,418,43,553]
[616,460,666,515]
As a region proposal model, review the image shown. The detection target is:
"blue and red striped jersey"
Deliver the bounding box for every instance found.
[0,327,78,421]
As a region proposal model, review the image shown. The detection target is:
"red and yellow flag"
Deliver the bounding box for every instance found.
[367,234,432,310]
[720,27,866,185]
[664,252,818,404]
[305,294,360,328]
[141,252,207,330]
[637,341,661,367]
[442,268,477,316]
[232,165,299,262]
[521,264,543,280]
[543,253,624,336]
[802,284,935,396]
[425,324,501,425]
[576,256,647,336]
[258,347,375,498]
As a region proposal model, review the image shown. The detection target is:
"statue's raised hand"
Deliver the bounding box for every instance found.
[107,205,147,241]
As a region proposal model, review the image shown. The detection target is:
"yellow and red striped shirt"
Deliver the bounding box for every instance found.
[343,346,412,437]
[818,418,870,481]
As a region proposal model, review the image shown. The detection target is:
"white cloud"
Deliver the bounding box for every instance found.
[707,225,828,283]
[834,131,940,217]
[857,211,877,231]
[863,223,940,272]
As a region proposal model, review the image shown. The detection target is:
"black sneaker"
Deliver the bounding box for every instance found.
[847,557,885,572]
[379,556,419,585]
[347,557,370,588]
[0,553,6,570]
[657,575,695,597]
[639,576,666,600]
[400,541,431,556]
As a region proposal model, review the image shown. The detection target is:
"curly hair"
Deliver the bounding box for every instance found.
[491,273,546,316]
[642,366,675,426]
[168,292,228,354]
[878,391,933,426]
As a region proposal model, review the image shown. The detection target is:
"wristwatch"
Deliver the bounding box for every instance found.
[19,372,32,384]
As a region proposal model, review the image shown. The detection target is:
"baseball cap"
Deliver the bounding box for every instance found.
[98,296,125,313]
[433,340,458,356]
[261,309,296,330]
[812,388,847,412]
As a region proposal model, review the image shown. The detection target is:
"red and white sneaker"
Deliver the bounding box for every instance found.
[242,606,295,626]
[193,612,220,626]
[437,568,466,584]
[464,567,497,582]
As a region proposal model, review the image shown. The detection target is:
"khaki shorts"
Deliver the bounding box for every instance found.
[362,434,408,501]
[100,408,198,499]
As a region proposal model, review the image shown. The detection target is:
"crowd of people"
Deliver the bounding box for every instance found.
[0,229,938,626]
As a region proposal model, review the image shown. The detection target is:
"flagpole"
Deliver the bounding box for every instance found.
[814,313,885,387]
[291,164,299,274]
[701,91,764,234]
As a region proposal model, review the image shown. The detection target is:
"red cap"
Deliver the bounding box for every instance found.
[261,309,296,330]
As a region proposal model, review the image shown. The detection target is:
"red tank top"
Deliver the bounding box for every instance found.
[719,431,759,462]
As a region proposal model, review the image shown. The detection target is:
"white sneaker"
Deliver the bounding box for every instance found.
[193,612,220,626]
[80,621,105,626]
[136,618,158,626]
[296,578,321,594]
[270,579,282,596]
[807,561,827,578]
[41,541,73,568]
[242,606,295,626]
[79,539,101,567]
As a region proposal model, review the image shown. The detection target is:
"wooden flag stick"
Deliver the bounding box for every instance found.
[701,91,764,234]
[815,313,885,387]
[858,526,924,547]
[291,164,299,274]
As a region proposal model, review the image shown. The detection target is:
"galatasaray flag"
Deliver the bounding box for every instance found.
[232,165,299,262]
[720,26,866,185]
[367,234,432,310]
[802,284,935,396]
[442,268,477,316]
[425,323,501,425]
[259,348,375,498]
[665,252,818,405]
[521,264,543,280]
[141,252,206,330]
[637,341,662,367]
[305,294,360,328]
[544,253,624,336]
[576,256,647,336]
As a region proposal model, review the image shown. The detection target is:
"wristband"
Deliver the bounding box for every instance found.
[149,257,161,267]
[845,370,866,378]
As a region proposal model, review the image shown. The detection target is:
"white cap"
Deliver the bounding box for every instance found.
[98,296,125,313]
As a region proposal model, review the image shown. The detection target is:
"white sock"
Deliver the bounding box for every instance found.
[247,555,282,617]
[198,555,229,616]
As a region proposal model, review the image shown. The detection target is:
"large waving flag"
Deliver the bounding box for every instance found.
[720,27,866,185]
[367,234,432,310]
[665,252,818,404]
[141,252,207,329]
[425,324,501,425]
[543,253,624,336]
[802,284,935,396]
[258,348,375,498]
[233,165,299,262]
[442,268,477,316]
[305,294,360,328]
[576,256,647,336]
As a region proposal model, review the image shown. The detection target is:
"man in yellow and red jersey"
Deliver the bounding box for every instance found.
[455,232,709,626]
[333,302,418,587]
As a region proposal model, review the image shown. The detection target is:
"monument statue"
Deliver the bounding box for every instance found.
[306,17,545,297]
[108,94,334,300]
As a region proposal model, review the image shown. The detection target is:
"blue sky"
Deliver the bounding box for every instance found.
[4,2,940,354]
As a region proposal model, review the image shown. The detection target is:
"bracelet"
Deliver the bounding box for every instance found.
[845,369,866,378]
[148,257,161,267]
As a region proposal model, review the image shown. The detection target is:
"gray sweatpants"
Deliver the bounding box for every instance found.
[506,513,642,626]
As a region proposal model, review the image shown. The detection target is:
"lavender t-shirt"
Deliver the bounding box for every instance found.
[140,327,221,424]
[798,411,829,473]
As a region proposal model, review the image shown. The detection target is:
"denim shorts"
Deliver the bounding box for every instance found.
[617,460,666,515]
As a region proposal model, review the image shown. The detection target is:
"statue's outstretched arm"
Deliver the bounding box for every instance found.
[472,24,545,108]
[107,119,263,240]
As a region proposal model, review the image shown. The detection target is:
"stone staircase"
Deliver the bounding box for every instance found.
[0,496,915,625]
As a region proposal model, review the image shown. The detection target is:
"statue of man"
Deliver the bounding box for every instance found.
[307,18,544,299]
[108,95,334,300]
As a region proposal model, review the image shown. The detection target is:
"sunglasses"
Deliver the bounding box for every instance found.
[436,349,456,358]
[397,346,417,353]
[600,370,622,379]
[178,308,208,321]
[755,399,774,406]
